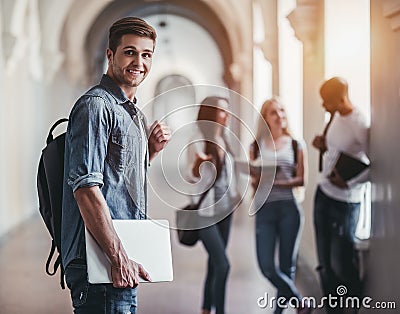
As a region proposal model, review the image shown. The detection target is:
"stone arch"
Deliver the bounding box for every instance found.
[152,74,196,130]
[39,0,74,82]
[2,0,42,79]
[61,0,248,93]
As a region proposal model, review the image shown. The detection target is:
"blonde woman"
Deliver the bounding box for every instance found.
[250,97,311,314]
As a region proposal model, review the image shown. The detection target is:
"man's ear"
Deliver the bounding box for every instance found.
[340,95,347,105]
[106,48,113,63]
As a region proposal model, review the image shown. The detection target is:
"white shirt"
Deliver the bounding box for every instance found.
[319,108,370,203]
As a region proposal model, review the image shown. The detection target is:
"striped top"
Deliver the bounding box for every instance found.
[258,137,303,204]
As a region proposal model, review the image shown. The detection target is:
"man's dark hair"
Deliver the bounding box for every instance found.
[320,76,348,100]
[108,17,157,53]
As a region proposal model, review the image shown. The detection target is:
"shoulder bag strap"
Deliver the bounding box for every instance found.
[319,113,335,172]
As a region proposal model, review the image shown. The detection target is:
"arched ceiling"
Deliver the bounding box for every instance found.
[61,0,245,89]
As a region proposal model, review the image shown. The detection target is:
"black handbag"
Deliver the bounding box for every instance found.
[176,186,213,246]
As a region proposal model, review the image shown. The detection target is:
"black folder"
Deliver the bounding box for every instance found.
[332,152,369,181]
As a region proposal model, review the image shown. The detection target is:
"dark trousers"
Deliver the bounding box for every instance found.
[65,261,137,314]
[314,186,361,314]
[255,199,302,314]
[199,214,232,314]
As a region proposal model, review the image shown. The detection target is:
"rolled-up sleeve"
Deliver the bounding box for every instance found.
[67,96,110,193]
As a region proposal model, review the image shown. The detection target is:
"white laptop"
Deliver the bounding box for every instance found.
[85,219,173,284]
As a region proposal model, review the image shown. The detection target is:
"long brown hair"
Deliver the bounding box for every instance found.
[197,96,229,178]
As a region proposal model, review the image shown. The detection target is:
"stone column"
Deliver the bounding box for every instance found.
[364,0,400,303]
[383,0,400,31]
[257,0,279,95]
[287,0,325,267]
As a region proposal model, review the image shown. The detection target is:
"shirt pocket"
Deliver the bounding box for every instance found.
[108,131,128,171]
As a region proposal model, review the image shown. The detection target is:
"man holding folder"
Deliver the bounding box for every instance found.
[312,77,369,313]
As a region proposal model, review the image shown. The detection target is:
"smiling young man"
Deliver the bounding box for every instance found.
[61,17,171,314]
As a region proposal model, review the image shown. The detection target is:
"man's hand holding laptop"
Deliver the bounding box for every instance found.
[111,254,152,288]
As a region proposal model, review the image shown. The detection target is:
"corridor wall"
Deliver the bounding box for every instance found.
[364,0,400,308]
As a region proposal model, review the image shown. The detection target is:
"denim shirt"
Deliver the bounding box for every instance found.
[61,74,148,268]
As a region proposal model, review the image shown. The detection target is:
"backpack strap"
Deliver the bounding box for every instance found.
[292,139,298,177]
[292,138,298,164]
[60,262,65,289]
[45,240,65,289]
[45,241,58,276]
[46,118,68,144]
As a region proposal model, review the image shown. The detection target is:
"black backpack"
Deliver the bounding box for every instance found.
[37,118,68,289]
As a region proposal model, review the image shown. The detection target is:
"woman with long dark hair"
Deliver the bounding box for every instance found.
[188,96,238,314]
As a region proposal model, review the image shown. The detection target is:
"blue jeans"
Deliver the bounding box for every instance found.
[199,214,232,314]
[314,186,361,313]
[65,260,137,314]
[255,199,302,314]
